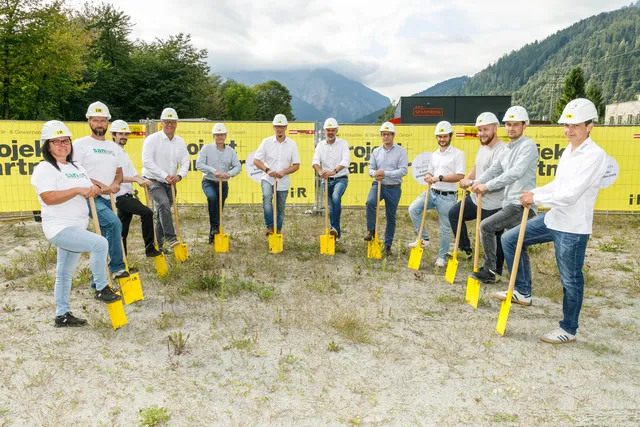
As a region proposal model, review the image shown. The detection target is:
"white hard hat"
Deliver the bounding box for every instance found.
[558,98,598,124]
[41,120,72,143]
[379,121,396,133]
[502,106,529,125]
[323,118,339,129]
[110,120,131,134]
[86,101,111,119]
[212,123,228,134]
[435,121,454,135]
[161,107,179,121]
[272,114,288,126]
[475,112,500,127]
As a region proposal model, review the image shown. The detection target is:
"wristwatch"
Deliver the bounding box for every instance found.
[438,175,444,182]
[265,167,270,173]
[333,169,338,174]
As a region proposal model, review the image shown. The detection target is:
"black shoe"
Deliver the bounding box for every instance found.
[363,230,375,241]
[212,226,220,235]
[146,248,163,257]
[208,234,214,244]
[383,246,392,257]
[95,286,122,303]
[113,270,130,279]
[55,312,87,328]
[470,267,497,284]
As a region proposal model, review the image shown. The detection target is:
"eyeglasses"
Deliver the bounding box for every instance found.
[50,138,71,146]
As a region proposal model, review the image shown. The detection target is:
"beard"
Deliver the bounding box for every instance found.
[479,132,494,146]
[91,125,106,137]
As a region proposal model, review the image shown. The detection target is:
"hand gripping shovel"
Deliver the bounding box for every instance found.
[496,206,530,336]
[367,182,383,259]
[466,193,483,308]
[143,186,168,277]
[319,178,335,255]
[408,184,431,270]
[89,197,128,330]
[214,179,229,253]
[445,190,466,284]
[171,184,189,262]
[268,180,283,254]
[109,193,144,305]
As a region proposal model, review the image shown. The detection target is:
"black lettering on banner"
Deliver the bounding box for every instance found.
[288,187,307,198]
[535,143,565,178]
[630,194,640,205]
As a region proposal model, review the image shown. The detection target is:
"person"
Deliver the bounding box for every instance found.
[110,120,161,257]
[196,123,241,243]
[408,121,465,267]
[31,121,122,327]
[364,121,408,257]
[448,112,506,272]
[498,99,608,344]
[312,118,351,240]
[253,114,300,236]
[470,106,538,284]
[72,101,129,282]
[141,107,189,251]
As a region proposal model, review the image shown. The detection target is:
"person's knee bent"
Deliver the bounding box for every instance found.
[93,235,108,254]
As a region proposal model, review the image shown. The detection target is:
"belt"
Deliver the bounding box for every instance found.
[328,176,348,180]
[431,189,457,196]
[381,184,401,188]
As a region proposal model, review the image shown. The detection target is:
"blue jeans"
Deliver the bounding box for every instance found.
[50,227,109,316]
[87,197,125,273]
[261,180,288,231]
[366,182,401,247]
[202,180,228,233]
[324,177,348,237]
[408,189,456,259]
[502,213,589,335]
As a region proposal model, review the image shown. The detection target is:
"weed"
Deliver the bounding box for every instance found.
[167,331,190,355]
[329,310,371,344]
[435,294,463,304]
[328,340,342,352]
[225,334,258,352]
[138,405,170,426]
[598,240,622,253]
[25,369,53,388]
[585,343,619,356]
[155,312,183,330]
[489,412,519,422]
[2,303,17,313]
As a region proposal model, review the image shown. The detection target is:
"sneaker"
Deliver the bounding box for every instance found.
[265,227,274,236]
[95,286,122,303]
[408,239,429,248]
[363,230,375,241]
[168,239,180,248]
[470,267,496,284]
[435,257,446,267]
[540,327,576,344]
[330,228,338,238]
[113,269,130,279]
[145,248,163,258]
[54,312,87,328]
[383,246,392,257]
[493,289,532,306]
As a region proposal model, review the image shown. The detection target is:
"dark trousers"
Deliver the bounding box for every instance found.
[116,193,155,255]
[202,180,228,234]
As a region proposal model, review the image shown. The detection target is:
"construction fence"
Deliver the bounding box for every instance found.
[0,120,638,214]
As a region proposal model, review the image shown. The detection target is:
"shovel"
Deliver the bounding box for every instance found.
[109,193,144,305]
[408,184,431,270]
[143,186,168,277]
[171,184,189,262]
[466,193,483,308]
[89,197,128,330]
[496,206,530,336]
[214,179,229,253]
[367,182,382,259]
[319,178,335,255]
[268,180,283,254]
[445,190,466,283]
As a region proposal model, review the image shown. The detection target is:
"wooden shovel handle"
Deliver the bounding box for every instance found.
[453,190,467,252]
[219,179,223,232]
[506,206,531,293]
[273,180,278,235]
[89,197,101,236]
[324,178,329,232]
[416,184,431,240]
[473,193,482,270]
[143,186,160,248]
[171,184,181,239]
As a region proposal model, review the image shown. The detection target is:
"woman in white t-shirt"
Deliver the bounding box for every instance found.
[31,121,122,328]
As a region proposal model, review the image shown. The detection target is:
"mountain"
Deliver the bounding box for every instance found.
[412,76,469,96]
[353,106,386,124]
[224,68,390,123]
[445,6,640,119]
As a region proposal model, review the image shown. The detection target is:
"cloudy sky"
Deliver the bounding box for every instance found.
[75,0,631,101]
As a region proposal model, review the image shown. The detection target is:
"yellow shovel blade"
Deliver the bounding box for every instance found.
[119,274,144,305]
[407,246,423,270]
[444,254,458,284]
[496,289,514,336]
[106,298,128,330]
[214,233,229,253]
[465,275,480,309]
[154,254,168,277]
[367,237,382,259]
[319,233,335,255]
[269,233,283,254]
[174,243,189,262]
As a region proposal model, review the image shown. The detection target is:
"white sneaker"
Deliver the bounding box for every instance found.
[407,239,429,248]
[493,289,532,306]
[435,257,446,267]
[540,327,576,344]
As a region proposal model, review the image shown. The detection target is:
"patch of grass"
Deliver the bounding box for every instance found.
[329,310,371,344]
[167,331,190,356]
[224,334,258,352]
[435,294,463,304]
[1,250,37,280]
[611,263,633,273]
[25,369,53,388]
[26,272,55,292]
[138,405,170,427]
[72,267,92,287]
[598,240,622,253]
[186,274,275,301]
[488,412,519,423]
[2,303,17,313]
[328,340,342,352]
[155,312,183,330]
[584,343,619,356]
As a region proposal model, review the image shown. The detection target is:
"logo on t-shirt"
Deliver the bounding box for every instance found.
[65,172,88,179]
[92,148,117,157]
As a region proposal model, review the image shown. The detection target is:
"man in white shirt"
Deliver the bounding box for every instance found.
[141,108,189,250]
[253,114,300,235]
[110,120,161,258]
[312,118,351,240]
[72,101,129,282]
[448,113,506,270]
[408,121,465,267]
[498,99,608,344]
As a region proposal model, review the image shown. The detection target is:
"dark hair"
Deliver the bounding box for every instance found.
[42,139,78,171]
[584,119,593,126]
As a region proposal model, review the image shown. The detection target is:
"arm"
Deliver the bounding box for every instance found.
[196,146,217,175]
[108,167,123,193]
[228,150,241,177]
[177,144,190,179]
[40,186,101,205]
[484,143,537,192]
[368,149,378,178]
[460,166,476,188]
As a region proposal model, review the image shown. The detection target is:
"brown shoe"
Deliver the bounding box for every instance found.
[265,227,274,236]
[329,228,338,238]
[383,246,392,257]
[363,230,375,241]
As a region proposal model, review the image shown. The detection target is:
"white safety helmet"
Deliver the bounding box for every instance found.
[40,120,72,144]
[161,107,179,121]
[323,118,339,130]
[379,121,396,133]
[558,98,598,124]
[434,121,454,135]
[272,114,288,126]
[110,120,131,134]
[86,101,111,119]
[502,106,529,125]
[475,112,500,127]
[212,123,228,134]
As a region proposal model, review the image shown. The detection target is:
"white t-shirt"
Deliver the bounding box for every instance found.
[72,136,125,200]
[116,152,138,197]
[427,145,466,192]
[472,141,506,210]
[31,161,93,239]
[254,136,301,191]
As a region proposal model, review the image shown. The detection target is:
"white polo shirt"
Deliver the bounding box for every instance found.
[254,136,301,191]
[311,138,350,178]
[427,145,466,192]
[72,136,125,200]
[141,130,190,182]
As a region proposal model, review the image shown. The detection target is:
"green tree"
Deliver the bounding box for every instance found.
[554,66,586,122]
[586,81,605,122]
[253,80,294,121]
[376,103,397,124]
[221,81,257,120]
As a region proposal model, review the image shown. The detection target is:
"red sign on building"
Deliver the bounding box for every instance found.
[412,106,444,117]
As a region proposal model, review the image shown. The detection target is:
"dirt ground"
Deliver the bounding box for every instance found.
[0,204,639,426]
